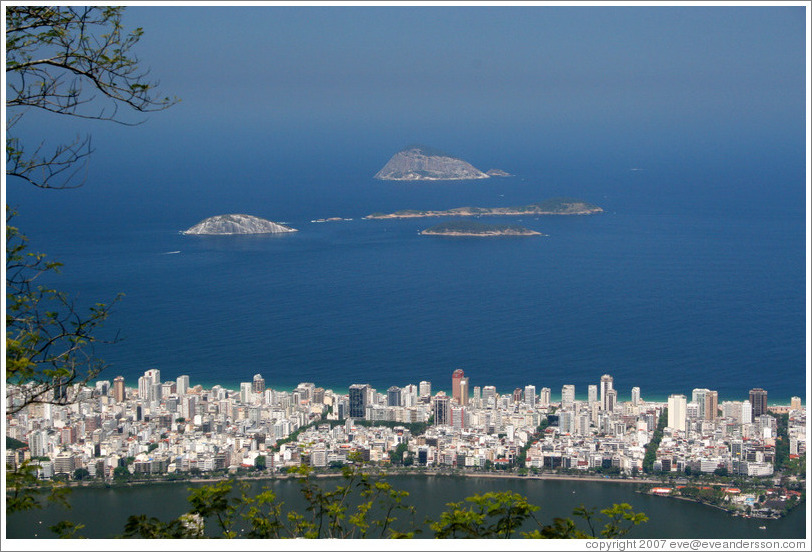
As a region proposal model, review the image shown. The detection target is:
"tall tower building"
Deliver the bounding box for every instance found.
[349,384,370,418]
[600,374,613,411]
[692,388,710,420]
[240,382,254,404]
[419,381,432,399]
[513,388,523,404]
[605,389,617,412]
[434,392,450,426]
[790,396,802,410]
[387,386,402,407]
[138,376,150,401]
[561,385,575,409]
[145,369,161,386]
[459,377,469,406]
[524,385,536,408]
[587,385,598,406]
[704,390,719,421]
[630,386,641,405]
[176,375,190,397]
[539,387,551,408]
[452,369,465,404]
[749,388,768,418]
[113,376,126,403]
[667,394,688,432]
[252,374,265,394]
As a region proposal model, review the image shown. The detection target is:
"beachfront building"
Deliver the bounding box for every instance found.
[5,368,799,485]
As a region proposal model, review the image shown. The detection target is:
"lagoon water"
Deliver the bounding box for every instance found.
[7,140,806,403]
[5,475,806,539]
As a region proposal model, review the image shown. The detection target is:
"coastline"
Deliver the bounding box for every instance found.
[62,468,659,489]
[420,230,543,237]
[365,206,603,220]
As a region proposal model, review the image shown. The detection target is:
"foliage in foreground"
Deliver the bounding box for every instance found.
[119,457,647,539]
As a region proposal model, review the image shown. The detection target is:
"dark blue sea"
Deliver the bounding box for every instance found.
[7,137,807,403]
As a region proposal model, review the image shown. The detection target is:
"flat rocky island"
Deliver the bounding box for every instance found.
[366,197,603,219]
[374,145,490,181]
[421,220,542,237]
[182,214,297,235]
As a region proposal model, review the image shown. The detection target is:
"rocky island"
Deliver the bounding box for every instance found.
[366,197,603,220]
[485,169,512,177]
[182,214,297,235]
[374,145,490,181]
[421,220,542,237]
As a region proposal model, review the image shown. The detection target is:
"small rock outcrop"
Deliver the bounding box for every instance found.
[421,220,542,237]
[182,214,297,235]
[374,145,489,181]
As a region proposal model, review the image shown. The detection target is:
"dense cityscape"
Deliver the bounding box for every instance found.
[6,369,806,520]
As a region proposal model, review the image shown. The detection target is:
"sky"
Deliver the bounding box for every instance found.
[12,3,804,164]
[5,2,809,219]
[116,4,806,148]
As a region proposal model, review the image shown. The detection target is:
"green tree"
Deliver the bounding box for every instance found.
[6,5,173,516]
[6,6,177,189]
[5,5,176,411]
[254,455,267,471]
[72,468,91,481]
[389,443,408,466]
[117,457,647,540]
[643,409,667,473]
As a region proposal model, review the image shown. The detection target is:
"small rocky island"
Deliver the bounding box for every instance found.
[366,197,603,219]
[421,220,542,237]
[182,214,297,235]
[374,145,490,181]
[485,169,512,177]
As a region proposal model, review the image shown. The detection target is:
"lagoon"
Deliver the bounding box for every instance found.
[6,474,806,539]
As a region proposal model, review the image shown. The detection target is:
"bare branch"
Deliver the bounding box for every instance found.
[6,5,178,188]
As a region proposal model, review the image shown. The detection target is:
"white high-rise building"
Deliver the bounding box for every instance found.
[181,395,197,420]
[138,376,150,401]
[539,387,551,408]
[630,386,641,405]
[587,385,598,405]
[561,385,575,409]
[482,386,497,405]
[559,410,575,434]
[402,384,418,407]
[600,374,613,411]
[472,386,482,407]
[524,385,536,408]
[176,375,190,397]
[419,381,432,398]
[29,430,48,458]
[668,394,688,432]
[145,368,161,384]
[240,382,254,405]
[740,401,753,425]
[138,369,161,402]
[692,388,710,420]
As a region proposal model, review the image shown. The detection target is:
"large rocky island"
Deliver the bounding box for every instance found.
[374,145,490,181]
[182,214,297,235]
[366,197,603,219]
[421,220,542,237]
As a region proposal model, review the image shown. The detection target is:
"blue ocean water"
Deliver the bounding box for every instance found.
[7,141,807,403]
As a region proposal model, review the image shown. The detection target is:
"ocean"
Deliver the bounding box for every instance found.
[6,138,807,403]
